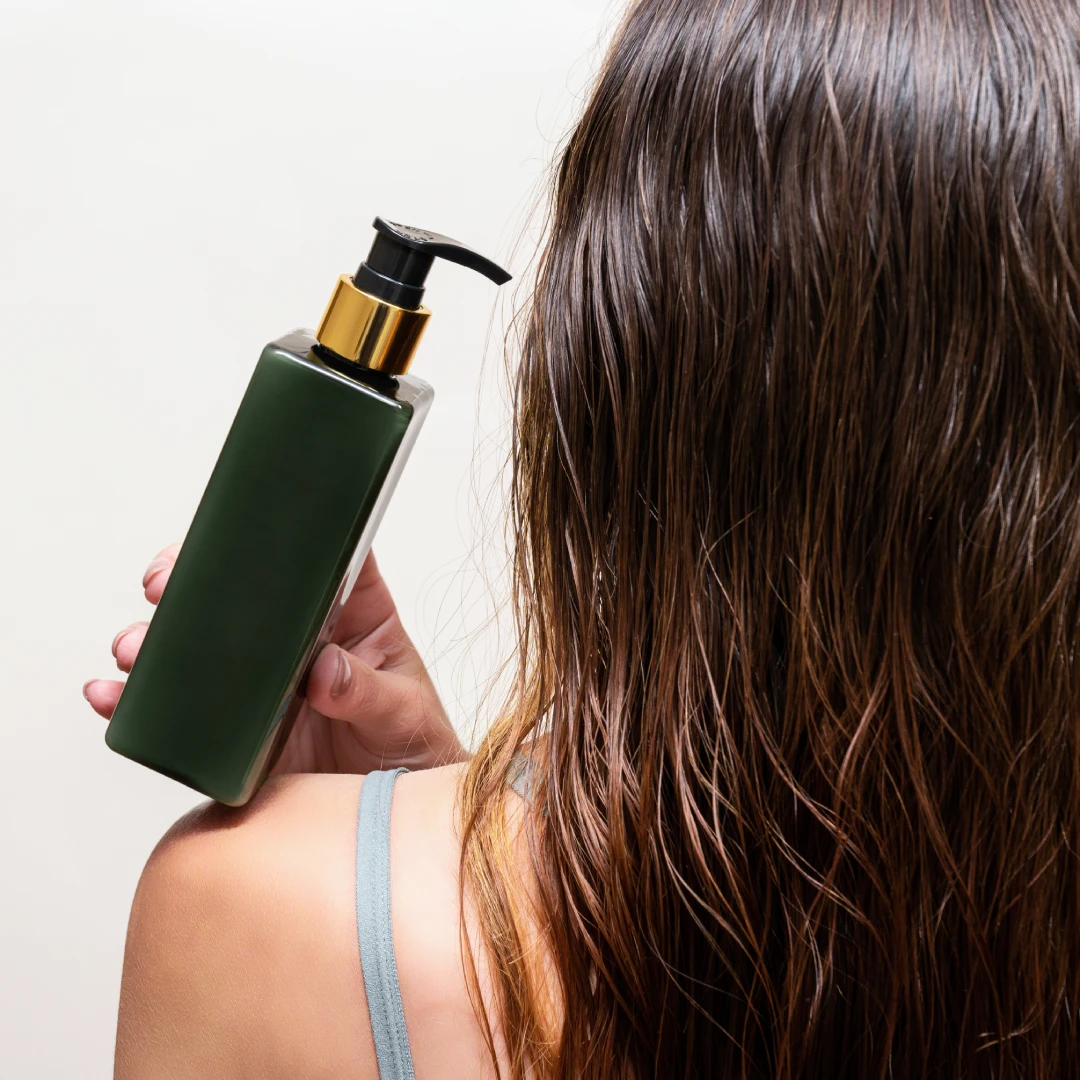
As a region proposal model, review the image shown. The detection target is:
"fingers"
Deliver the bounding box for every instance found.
[111,621,149,673]
[83,679,124,719]
[143,543,180,603]
[82,545,178,722]
[82,619,150,718]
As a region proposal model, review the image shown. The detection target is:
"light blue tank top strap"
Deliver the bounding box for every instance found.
[355,757,537,1079]
[506,749,535,801]
[355,768,415,1080]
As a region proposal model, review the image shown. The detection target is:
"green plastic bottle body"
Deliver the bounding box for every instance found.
[105,330,433,805]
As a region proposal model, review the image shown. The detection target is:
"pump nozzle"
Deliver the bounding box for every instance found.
[315,216,511,376]
[354,217,511,310]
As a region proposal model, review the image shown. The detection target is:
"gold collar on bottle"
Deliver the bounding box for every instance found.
[315,275,430,376]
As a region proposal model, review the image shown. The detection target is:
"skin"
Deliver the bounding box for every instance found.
[85,547,509,1079]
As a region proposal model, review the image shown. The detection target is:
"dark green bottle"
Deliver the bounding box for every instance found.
[105,218,510,805]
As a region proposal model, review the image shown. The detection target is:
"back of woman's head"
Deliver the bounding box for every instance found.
[462,0,1080,1076]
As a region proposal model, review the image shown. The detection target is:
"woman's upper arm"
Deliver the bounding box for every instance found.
[114,774,379,1080]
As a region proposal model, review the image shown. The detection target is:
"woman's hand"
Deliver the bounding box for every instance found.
[84,544,467,774]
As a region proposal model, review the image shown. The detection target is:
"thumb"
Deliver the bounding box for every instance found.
[306,643,431,731]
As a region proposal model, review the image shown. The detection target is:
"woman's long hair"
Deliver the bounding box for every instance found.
[461,0,1080,1075]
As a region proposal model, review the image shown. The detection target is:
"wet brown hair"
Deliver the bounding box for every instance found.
[461,0,1080,1076]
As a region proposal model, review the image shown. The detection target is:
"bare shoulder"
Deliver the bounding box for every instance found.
[115,765,490,1080]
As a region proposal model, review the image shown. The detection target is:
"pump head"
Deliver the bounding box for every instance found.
[355,217,511,310]
[315,217,511,375]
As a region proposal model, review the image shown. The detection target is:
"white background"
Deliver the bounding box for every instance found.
[0,1,616,1073]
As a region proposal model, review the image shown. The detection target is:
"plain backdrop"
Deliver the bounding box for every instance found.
[0,0,617,1073]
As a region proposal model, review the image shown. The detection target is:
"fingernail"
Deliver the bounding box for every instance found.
[111,626,136,657]
[82,680,95,701]
[330,647,352,698]
[142,557,171,588]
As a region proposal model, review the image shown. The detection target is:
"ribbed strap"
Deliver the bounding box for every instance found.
[507,750,534,801]
[355,768,415,1080]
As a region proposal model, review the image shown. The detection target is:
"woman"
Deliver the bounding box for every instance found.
[84,0,1080,1075]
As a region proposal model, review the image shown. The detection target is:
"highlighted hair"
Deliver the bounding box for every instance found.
[464,0,1080,1075]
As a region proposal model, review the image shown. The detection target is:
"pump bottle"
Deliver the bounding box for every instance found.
[105,218,510,805]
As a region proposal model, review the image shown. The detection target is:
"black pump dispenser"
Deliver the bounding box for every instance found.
[353,216,511,310]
